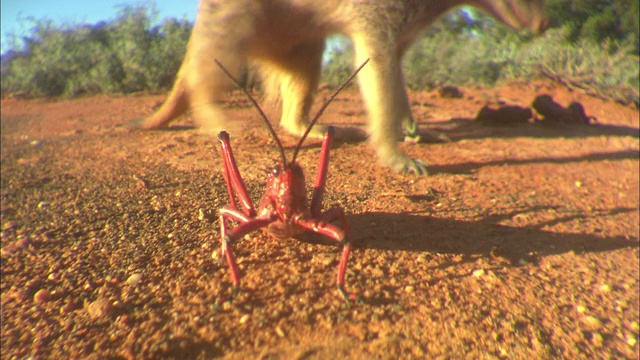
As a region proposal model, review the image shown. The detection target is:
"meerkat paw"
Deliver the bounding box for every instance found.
[382,152,429,175]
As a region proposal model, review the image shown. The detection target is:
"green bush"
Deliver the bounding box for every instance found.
[1,4,191,98]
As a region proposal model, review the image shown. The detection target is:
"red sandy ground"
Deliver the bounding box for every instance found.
[1,80,639,359]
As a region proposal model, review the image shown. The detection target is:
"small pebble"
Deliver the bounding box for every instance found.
[37,201,50,209]
[15,236,31,249]
[34,289,52,303]
[86,298,113,319]
[582,315,603,331]
[628,336,637,346]
[598,284,610,292]
[576,305,587,314]
[313,254,333,266]
[30,140,42,146]
[3,222,17,231]
[275,327,285,337]
[239,315,250,324]
[404,285,415,293]
[591,332,603,347]
[126,273,143,286]
[61,299,77,314]
[575,181,582,188]
[472,269,485,277]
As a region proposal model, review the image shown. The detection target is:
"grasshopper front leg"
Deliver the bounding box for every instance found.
[303,127,353,302]
[219,209,275,294]
[218,131,256,217]
[296,214,352,302]
[217,130,278,296]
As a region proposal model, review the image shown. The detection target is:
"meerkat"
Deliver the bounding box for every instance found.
[142,0,547,174]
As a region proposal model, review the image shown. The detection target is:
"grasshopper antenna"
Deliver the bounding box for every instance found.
[214,59,288,165]
[291,58,370,163]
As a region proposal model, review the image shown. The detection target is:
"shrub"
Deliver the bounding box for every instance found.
[1,4,192,98]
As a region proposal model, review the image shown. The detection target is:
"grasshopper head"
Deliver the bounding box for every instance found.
[266,162,308,222]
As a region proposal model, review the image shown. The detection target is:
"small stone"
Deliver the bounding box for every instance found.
[576,305,587,314]
[275,326,285,337]
[222,301,232,311]
[37,201,50,209]
[575,181,582,188]
[34,289,52,303]
[591,332,603,347]
[30,140,42,146]
[86,298,113,319]
[198,209,206,221]
[3,222,16,231]
[133,175,149,190]
[472,269,485,277]
[628,336,637,346]
[239,314,250,324]
[518,258,529,265]
[313,254,333,266]
[119,314,131,328]
[126,273,143,286]
[404,286,415,293]
[582,316,603,331]
[599,284,610,292]
[61,298,77,314]
[15,236,31,249]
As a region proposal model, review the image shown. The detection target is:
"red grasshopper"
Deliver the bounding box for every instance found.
[214,59,369,302]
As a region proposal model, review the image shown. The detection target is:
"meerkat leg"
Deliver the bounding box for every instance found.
[266,41,327,139]
[143,0,257,134]
[186,50,247,135]
[351,33,428,174]
[261,41,367,141]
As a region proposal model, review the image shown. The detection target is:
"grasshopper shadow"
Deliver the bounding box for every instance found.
[347,207,639,266]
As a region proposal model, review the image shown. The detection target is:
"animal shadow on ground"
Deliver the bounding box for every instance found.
[428,148,639,175]
[347,207,638,267]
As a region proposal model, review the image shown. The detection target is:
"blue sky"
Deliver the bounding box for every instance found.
[1,1,198,54]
